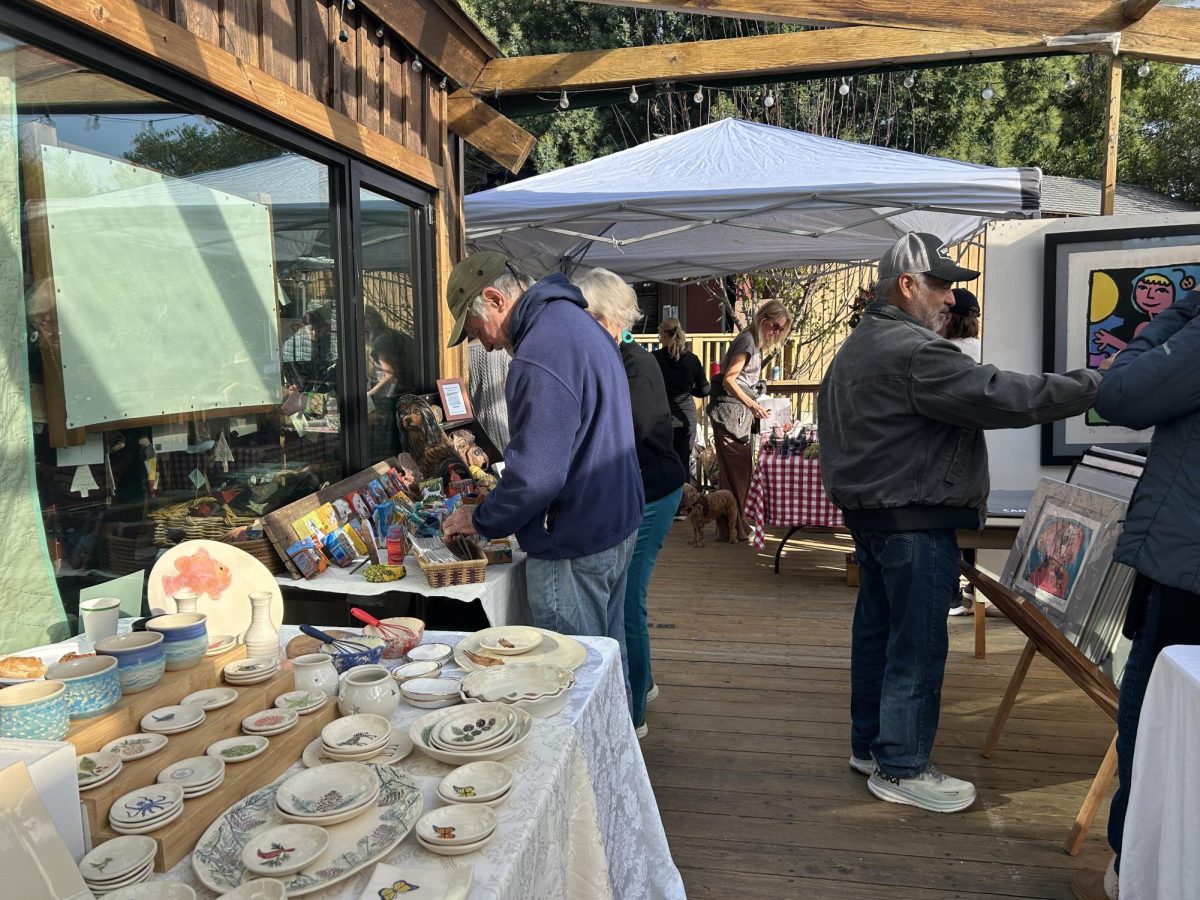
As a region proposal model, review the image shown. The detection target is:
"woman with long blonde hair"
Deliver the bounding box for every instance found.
[706,299,792,541]
[652,318,709,485]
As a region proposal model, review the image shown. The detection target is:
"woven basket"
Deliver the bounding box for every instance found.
[417,555,487,588]
[104,523,158,575]
[220,533,287,575]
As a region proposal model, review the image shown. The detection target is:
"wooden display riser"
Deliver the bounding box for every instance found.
[71,649,340,872]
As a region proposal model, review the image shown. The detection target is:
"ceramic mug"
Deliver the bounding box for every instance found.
[292,653,340,699]
[337,664,400,717]
[45,655,121,719]
[96,632,166,694]
[0,680,70,740]
[79,597,121,642]
[146,613,208,671]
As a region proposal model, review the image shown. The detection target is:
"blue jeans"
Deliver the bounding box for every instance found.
[850,529,960,777]
[526,530,638,711]
[625,487,683,727]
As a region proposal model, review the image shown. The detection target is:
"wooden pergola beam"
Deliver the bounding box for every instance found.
[1122,7,1200,65]
[576,0,1132,38]
[446,90,535,173]
[473,26,1098,95]
[1122,0,1161,24]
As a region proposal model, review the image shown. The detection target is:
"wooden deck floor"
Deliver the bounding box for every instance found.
[642,525,1114,899]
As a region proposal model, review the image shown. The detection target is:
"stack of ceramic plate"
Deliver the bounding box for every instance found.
[410,703,534,765]
[437,760,514,807]
[105,884,196,900]
[273,689,328,715]
[241,707,299,736]
[273,761,380,825]
[206,734,270,763]
[180,687,238,711]
[301,733,412,768]
[108,784,185,834]
[102,733,168,761]
[413,804,498,856]
[319,714,391,760]
[391,660,442,684]
[77,750,123,793]
[405,642,454,666]
[205,634,237,657]
[224,658,279,685]
[140,704,206,735]
[78,836,157,894]
[157,755,226,798]
[399,677,462,710]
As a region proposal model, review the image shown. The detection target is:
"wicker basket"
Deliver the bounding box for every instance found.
[150,497,256,547]
[220,532,287,575]
[417,555,488,588]
[104,522,159,575]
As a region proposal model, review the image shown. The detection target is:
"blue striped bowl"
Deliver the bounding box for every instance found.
[46,655,121,719]
[147,613,209,671]
[0,680,69,740]
[96,632,166,694]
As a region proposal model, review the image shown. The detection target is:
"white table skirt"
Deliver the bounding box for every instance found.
[1120,644,1200,900]
[275,555,532,627]
[143,628,685,900]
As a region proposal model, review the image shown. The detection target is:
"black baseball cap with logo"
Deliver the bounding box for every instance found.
[950,287,980,316]
[878,233,980,283]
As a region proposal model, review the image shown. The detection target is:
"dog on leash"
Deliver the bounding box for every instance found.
[685,489,740,547]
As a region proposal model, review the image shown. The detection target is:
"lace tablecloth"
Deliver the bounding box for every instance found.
[147,628,685,899]
[275,555,532,627]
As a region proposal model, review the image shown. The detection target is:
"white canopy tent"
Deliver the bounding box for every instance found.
[466,118,1041,282]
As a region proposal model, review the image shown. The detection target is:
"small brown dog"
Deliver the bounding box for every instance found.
[686,489,740,547]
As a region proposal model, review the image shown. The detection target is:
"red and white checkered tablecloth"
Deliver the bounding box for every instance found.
[744,446,845,549]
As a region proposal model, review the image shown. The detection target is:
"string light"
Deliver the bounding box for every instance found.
[439,76,448,90]
[903,74,915,89]
[1137,62,1151,77]
[558,90,569,110]
[763,89,775,108]
[1064,73,1077,92]
[376,26,385,38]
[345,0,355,7]
[411,57,423,73]
[693,88,703,104]
[338,28,349,42]
[85,114,100,131]
[981,85,994,101]
[838,78,850,97]
[629,85,639,103]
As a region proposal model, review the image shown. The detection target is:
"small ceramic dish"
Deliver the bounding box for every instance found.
[180,687,238,710]
[275,762,379,821]
[437,760,514,804]
[240,823,330,877]
[400,677,461,700]
[415,831,494,856]
[77,750,123,788]
[320,713,390,753]
[476,626,544,656]
[241,708,299,734]
[110,806,184,835]
[391,660,442,683]
[103,732,168,761]
[224,658,278,680]
[405,642,453,665]
[82,862,152,891]
[214,878,287,900]
[156,755,224,789]
[181,775,225,798]
[205,634,237,657]
[432,705,517,751]
[109,784,184,826]
[140,704,206,734]
[300,734,412,768]
[414,803,496,846]
[78,835,157,882]
[273,690,327,714]
[206,735,270,762]
[459,664,576,718]
[103,883,196,900]
[410,704,534,765]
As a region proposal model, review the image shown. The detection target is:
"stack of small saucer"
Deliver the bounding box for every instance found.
[413,804,498,856]
[319,714,391,760]
[108,783,185,834]
[437,760,514,808]
[224,657,279,685]
[157,755,226,799]
[77,750,123,793]
[78,836,157,894]
[241,707,299,736]
[274,761,380,826]
[140,704,206,735]
[399,677,462,709]
[273,689,329,715]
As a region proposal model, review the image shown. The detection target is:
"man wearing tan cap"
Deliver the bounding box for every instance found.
[818,232,1101,814]
[440,253,644,709]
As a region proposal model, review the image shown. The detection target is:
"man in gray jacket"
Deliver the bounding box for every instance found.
[818,232,1100,814]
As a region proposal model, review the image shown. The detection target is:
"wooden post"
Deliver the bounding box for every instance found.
[973,596,987,659]
[982,638,1037,758]
[1065,733,1119,856]
[1101,54,1123,215]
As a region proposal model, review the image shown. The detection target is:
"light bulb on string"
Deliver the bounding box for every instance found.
[376,26,385,38]
[629,85,639,103]
[1137,62,1150,78]
[981,85,994,101]
[338,28,349,42]
[86,114,100,131]
[411,57,423,73]
[693,88,703,104]
[838,78,850,97]
[558,90,569,110]
[439,76,448,90]
[903,73,915,89]
[1064,73,1077,92]
[764,89,775,108]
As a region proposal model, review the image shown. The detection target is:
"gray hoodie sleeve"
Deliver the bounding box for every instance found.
[908,339,1101,430]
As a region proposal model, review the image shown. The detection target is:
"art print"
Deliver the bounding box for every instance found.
[1014,503,1100,613]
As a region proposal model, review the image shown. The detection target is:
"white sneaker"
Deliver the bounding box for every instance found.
[867,764,976,813]
[849,754,874,775]
[1104,855,1119,899]
[646,684,659,703]
[635,723,648,739]
[948,605,973,617]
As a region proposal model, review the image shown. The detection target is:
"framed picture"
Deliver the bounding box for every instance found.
[1041,224,1200,464]
[436,377,473,423]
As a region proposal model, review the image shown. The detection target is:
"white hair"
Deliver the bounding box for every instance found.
[575,268,642,334]
[465,271,530,320]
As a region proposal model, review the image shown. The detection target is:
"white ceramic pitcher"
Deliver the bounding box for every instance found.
[337,664,400,717]
[292,653,340,698]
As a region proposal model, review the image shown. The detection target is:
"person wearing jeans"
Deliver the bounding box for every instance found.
[818,233,1100,814]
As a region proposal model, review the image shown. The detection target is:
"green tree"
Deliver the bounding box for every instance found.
[124,123,282,178]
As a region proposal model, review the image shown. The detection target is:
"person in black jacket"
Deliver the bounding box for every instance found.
[577,268,686,737]
[653,318,709,488]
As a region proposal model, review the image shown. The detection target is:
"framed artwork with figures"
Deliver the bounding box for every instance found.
[1041,224,1200,464]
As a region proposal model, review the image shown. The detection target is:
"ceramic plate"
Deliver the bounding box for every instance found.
[77,751,123,787]
[103,884,195,900]
[110,805,184,834]
[454,628,587,673]
[476,626,544,656]
[242,708,299,733]
[240,823,329,877]
[437,761,513,803]
[181,687,238,710]
[140,704,205,734]
[109,784,185,826]
[273,690,327,714]
[103,733,169,761]
[82,862,152,890]
[414,804,496,846]
[433,705,516,751]
[301,735,412,768]
[355,861,472,900]
[391,660,442,683]
[225,658,278,679]
[320,714,390,752]
[399,677,461,700]
[415,831,494,857]
[207,735,270,762]
[191,764,423,896]
[148,539,283,641]
[460,664,575,704]
[405,643,453,664]
[410,705,534,765]
[79,836,157,884]
[205,634,237,657]
[157,755,224,789]
[215,878,287,900]
[275,762,378,819]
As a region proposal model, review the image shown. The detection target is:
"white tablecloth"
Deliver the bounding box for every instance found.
[148,628,685,900]
[275,555,531,627]
[1119,645,1200,900]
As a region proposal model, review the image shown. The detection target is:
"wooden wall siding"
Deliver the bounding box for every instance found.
[129,0,440,168]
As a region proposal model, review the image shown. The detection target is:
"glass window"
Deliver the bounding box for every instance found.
[4,32,347,625]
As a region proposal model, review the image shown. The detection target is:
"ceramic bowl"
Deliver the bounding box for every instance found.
[240,823,330,877]
[362,616,425,658]
[215,878,287,900]
[78,835,157,883]
[414,803,497,845]
[319,635,387,673]
[459,664,576,718]
[275,761,378,820]
[405,642,453,665]
[320,713,390,753]
[400,677,461,701]
[476,626,544,656]
[437,760,514,803]
[391,660,442,683]
[0,680,69,740]
[146,613,209,672]
[46,655,121,719]
[415,831,494,856]
[96,633,166,694]
[409,704,534,765]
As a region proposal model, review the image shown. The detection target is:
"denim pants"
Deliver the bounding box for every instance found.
[526,530,638,711]
[624,487,683,727]
[850,529,960,777]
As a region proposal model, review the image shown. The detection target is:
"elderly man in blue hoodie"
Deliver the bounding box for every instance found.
[441,252,644,700]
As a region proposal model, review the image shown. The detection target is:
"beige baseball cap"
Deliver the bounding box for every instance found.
[878,233,980,283]
[445,251,509,347]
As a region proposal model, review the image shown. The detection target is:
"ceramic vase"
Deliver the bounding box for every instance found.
[244,591,280,660]
[337,664,400,717]
[173,590,199,614]
[292,653,339,698]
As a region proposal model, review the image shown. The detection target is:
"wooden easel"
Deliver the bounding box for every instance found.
[961,562,1119,856]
